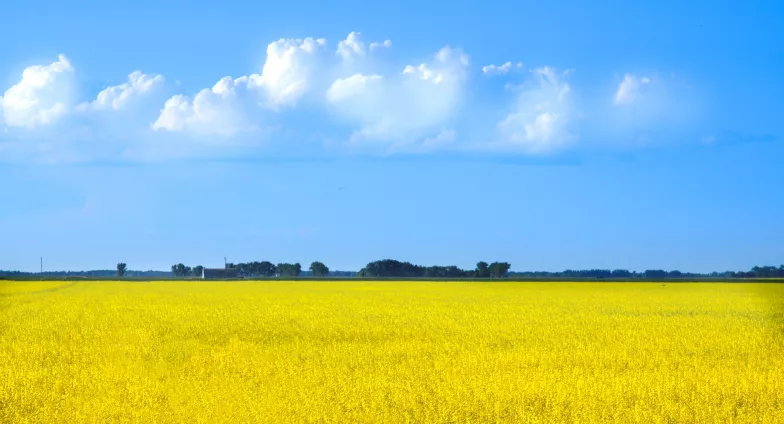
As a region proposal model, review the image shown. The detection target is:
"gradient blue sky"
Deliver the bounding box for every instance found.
[1,0,782,272]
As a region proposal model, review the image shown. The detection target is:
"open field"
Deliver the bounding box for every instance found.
[1,281,783,423]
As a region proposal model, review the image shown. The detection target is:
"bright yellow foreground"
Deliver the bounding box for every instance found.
[1,281,783,423]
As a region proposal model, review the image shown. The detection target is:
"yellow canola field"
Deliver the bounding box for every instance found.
[1,281,783,423]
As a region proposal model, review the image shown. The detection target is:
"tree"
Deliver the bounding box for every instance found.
[116,263,127,277]
[310,261,329,277]
[193,265,204,277]
[171,263,191,277]
[476,261,490,278]
[644,269,667,279]
[277,263,302,277]
[611,269,632,278]
[424,265,468,278]
[488,262,511,278]
[751,265,784,278]
[362,259,425,277]
[259,261,276,277]
[356,259,510,278]
[220,261,277,277]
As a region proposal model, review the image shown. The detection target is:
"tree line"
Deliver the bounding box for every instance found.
[0,268,168,277]
[356,260,512,278]
[164,262,784,279]
[165,260,513,278]
[507,265,784,279]
[168,261,330,277]
[3,262,783,279]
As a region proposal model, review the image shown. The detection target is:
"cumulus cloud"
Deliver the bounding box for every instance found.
[152,33,464,148]
[336,32,365,61]
[154,37,327,135]
[152,77,254,136]
[482,61,523,75]
[79,71,164,111]
[326,46,469,150]
[326,73,383,103]
[614,74,650,105]
[496,66,574,153]
[247,37,326,107]
[4,31,712,162]
[337,32,392,60]
[1,55,75,128]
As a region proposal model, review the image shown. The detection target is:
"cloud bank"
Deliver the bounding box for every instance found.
[0,32,705,162]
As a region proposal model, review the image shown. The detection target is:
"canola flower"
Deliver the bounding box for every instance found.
[1,281,783,423]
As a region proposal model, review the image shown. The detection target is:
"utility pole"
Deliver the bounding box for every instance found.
[224,257,227,269]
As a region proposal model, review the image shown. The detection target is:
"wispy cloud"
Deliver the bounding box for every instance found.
[614,74,650,105]
[493,67,575,154]
[482,61,523,76]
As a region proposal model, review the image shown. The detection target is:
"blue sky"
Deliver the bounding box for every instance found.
[1,0,782,272]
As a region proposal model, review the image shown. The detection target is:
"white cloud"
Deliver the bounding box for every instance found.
[247,37,326,107]
[602,72,702,146]
[369,40,392,51]
[337,32,392,61]
[152,77,253,136]
[79,71,164,111]
[6,33,711,162]
[1,55,75,128]
[614,73,650,105]
[153,37,327,135]
[337,32,365,61]
[420,128,456,150]
[496,66,574,153]
[326,46,469,150]
[482,61,523,75]
[151,34,465,149]
[326,73,383,103]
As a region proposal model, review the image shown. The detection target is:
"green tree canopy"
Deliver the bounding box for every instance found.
[475,261,490,278]
[171,263,191,277]
[193,265,204,277]
[277,263,302,277]
[487,262,511,278]
[309,261,329,277]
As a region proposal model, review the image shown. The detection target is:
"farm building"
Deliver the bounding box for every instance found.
[202,268,240,279]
